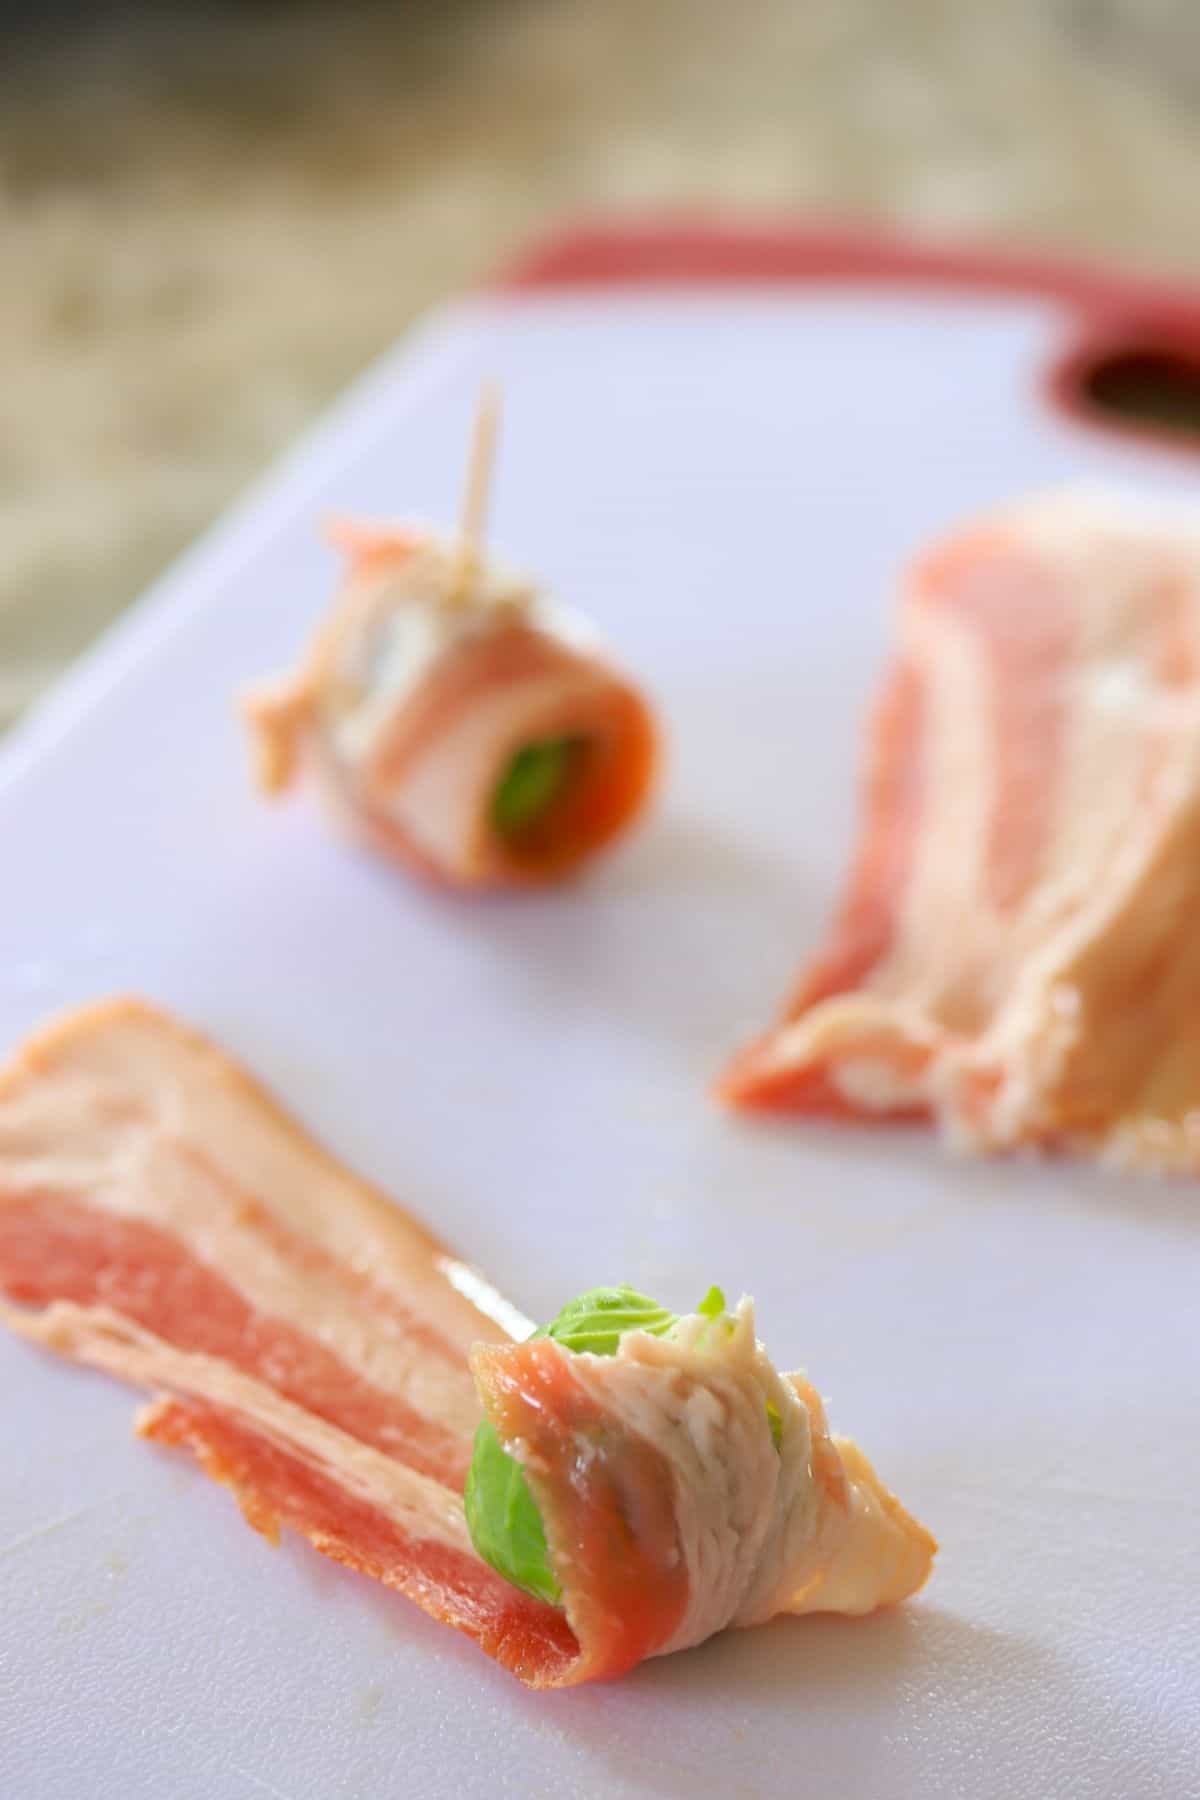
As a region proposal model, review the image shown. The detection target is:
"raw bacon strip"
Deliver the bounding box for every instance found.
[722,491,1200,1168]
[243,526,658,887]
[0,998,582,1686]
[0,1001,933,1687]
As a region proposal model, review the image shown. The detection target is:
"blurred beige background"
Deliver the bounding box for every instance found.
[4,0,1200,732]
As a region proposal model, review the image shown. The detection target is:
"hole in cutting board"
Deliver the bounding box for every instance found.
[1054,330,1200,449]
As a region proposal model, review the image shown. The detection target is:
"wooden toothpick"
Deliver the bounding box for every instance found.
[449,381,501,605]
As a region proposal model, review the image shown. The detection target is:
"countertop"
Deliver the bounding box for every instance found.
[4,0,1200,732]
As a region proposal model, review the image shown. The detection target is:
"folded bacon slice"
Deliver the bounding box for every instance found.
[722,490,1200,1168]
[243,526,658,887]
[0,1000,932,1687]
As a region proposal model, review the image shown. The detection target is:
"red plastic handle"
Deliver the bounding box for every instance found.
[494,219,1200,462]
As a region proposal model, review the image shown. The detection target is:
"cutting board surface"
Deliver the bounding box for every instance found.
[3,227,1199,1800]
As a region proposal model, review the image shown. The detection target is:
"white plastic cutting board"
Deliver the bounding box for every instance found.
[3,228,1199,1800]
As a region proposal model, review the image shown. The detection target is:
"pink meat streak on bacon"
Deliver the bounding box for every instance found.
[722,494,1200,1167]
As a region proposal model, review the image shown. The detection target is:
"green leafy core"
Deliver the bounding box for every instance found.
[491,736,584,840]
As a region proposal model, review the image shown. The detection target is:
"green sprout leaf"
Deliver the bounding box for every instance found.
[696,1285,726,1320]
[464,1418,562,1607]
[538,1285,679,1357]
[491,736,583,839]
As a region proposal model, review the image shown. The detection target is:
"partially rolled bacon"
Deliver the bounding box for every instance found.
[722,490,1200,1169]
[0,1001,933,1688]
[472,1304,935,1684]
[243,524,658,887]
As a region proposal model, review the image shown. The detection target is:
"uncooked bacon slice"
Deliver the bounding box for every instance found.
[722,490,1200,1168]
[243,525,657,887]
[0,999,577,1683]
[0,1001,932,1687]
